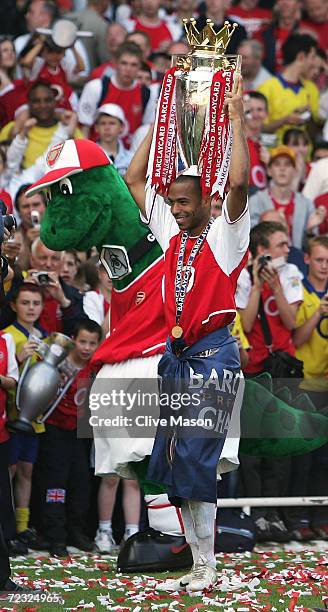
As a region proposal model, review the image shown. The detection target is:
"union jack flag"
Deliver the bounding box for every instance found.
[46,488,66,503]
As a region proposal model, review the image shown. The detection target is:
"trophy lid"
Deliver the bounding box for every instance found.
[183,18,238,54]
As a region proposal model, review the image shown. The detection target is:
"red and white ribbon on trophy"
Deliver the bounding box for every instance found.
[147,67,178,196]
[147,66,235,199]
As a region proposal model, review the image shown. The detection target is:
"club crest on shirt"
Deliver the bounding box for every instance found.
[135,291,145,305]
[47,142,65,167]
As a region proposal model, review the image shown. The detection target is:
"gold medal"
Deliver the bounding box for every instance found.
[171,325,183,339]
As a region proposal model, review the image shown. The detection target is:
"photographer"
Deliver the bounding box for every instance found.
[25,238,89,336]
[235,221,303,542]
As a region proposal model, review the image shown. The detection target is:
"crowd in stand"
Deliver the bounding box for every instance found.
[0,0,327,558]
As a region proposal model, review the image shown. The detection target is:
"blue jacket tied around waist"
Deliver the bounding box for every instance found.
[147,328,243,506]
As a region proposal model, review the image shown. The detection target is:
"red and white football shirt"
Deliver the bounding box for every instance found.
[92,257,167,367]
[236,263,303,373]
[248,138,267,190]
[141,191,250,347]
[132,19,174,52]
[47,362,94,430]
[228,6,272,37]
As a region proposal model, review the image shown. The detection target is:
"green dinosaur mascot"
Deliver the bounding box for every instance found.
[27,139,328,571]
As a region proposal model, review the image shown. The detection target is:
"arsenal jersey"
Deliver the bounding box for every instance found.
[141,192,250,347]
[92,257,167,367]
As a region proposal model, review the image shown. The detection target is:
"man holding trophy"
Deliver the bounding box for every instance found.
[126,19,250,592]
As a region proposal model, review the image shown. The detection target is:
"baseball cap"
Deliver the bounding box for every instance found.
[36,19,93,50]
[96,103,129,137]
[26,139,111,196]
[269,145,296,166]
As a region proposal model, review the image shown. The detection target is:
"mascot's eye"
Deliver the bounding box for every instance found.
[44,188,51,205]
[59,178,73,196]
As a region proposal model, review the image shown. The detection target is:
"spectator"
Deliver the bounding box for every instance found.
[249,145,315,249]
[244,91,269,193]
[312,140,328,161]
[67,0,111,70]
[4,283,46,550]
[14,1,59,63]
[282,127,311,190]
[14,184,46,271]
[37,319,102,557]
[94,104,133,175]
[83,262,112,336]
[300,0,328,52]
[260,209,308,275]
[196,0,248,55]
[0,82,82,168]
[0,38,19,82]
[292,236,328,539]
[303,157,328,234]
[228,0,272,38]
[258,33,319,143]
[78,42,156,145]
[123,0,179,53]
[59,250,80,289]
[88,23,128,80]
[0,323,20,556]
[255,0,301,74]
[237,220,303,375]
[164,0,199,39]
[26,237,88,336]
[238,40,272,91]
[236,221,303,542]
[19,36,80,113]
[95,474,141,553]
[0,37,28,129]
[15,1,90,82]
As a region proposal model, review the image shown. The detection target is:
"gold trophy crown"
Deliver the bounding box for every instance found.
[182,18,238,54]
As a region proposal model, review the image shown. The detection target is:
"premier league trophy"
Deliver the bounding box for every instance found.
[8,333,77,434]
[147,19,241,199]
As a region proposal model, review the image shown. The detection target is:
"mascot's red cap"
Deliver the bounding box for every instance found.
[26,139,111,196]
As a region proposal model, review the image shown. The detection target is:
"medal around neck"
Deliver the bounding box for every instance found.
[146,19,241,199]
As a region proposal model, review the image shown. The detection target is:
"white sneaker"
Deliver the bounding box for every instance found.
[187,556,217,592]
[94,529,116,554]
[155,567,195,592]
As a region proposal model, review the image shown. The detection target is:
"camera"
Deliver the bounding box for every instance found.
[258,254,272,273]
[34,271,50,286]
[3,214,17,233]
[31,210,40,228]
[0,200,17,244]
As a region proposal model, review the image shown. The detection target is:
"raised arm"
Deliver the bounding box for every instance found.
[224,76,249,221]
[125,125,153,217]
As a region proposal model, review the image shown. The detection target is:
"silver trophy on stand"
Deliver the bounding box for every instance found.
[8,333,78,434]
[174,18,241,172]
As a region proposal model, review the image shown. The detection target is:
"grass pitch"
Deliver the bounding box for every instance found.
[2,549,327,611]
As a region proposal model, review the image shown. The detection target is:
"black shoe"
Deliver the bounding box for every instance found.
[49,542,69,557]
[18,528,50,551]
[268,519,291,543]
[255,518,272,543]
[6,538,28,556]
[67,533,94,552]
[117,528,193,572]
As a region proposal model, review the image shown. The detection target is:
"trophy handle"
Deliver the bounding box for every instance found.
[16,356,32,412]
[37,367,79,424]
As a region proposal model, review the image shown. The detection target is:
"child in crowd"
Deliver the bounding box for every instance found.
[4,283,46,550]
[19,37,82,112]
[37,319,102,557]
[94,104,133,176]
